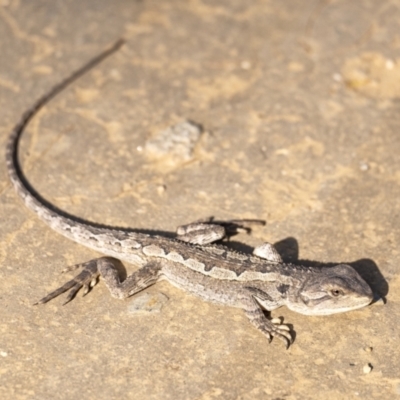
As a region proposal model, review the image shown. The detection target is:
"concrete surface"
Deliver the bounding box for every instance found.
[0,0,399,399]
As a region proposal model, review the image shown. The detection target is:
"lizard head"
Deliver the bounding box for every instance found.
[287,264,374,316]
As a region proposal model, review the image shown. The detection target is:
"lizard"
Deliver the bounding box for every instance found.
[6,39,374,348]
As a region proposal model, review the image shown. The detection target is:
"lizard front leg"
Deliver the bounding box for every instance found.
[36,257,162,305]
[177,218,283,264]
[240,288,293,348]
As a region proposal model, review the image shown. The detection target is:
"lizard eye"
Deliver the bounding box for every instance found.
[330,289,344,297]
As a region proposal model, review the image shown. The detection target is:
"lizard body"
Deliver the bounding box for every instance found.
[6,40,373,347]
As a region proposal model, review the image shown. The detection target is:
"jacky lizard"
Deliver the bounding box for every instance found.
[6,39,373,348]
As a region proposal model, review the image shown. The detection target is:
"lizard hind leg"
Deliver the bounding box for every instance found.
[35,257,162,305]
[176,216,266,245]
[176,221,226,245]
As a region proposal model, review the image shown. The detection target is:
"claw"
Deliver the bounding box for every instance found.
[269,323,294,348]
[63,283,83,304]
[90,277,98,288]
[82,283,90,296]
[277,324,290,331]
[273,330,293,349]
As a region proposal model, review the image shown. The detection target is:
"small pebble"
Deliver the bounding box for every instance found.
[385,59,394,70]
[333,73,343,82]
[128,292,169,315]
[240,60,252,70]
[145,120,202,161]
[363,363,373,374]
[157,184,166,195]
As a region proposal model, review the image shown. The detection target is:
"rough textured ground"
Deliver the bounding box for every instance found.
[0,1,399,399]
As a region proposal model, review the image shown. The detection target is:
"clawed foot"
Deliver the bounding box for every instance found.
[268,318,293,349]
[245,299,294,348]
[34,259,101,305]
[204,217,265,236]
[257,317,293,349]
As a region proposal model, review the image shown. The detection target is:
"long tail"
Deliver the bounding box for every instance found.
[5,39,125,238]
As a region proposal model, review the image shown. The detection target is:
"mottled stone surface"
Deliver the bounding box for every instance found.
[0,1,398,399]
